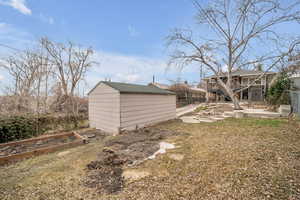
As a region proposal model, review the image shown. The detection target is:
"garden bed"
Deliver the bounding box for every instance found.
[0,132,85,165]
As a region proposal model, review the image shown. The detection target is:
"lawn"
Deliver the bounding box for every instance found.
[0,118,300,200]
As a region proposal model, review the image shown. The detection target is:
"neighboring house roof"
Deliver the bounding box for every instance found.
[88,81,175,95]
[190,87,206,93]
[150,82,207,94]
[169,83,206,94]
[203,70,277,79]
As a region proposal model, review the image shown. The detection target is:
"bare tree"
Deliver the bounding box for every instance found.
[0,51,43,113]
[167,0,300,109]
[40,38,95,113]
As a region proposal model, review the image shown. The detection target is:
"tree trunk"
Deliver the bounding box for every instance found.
[217,78,242,110]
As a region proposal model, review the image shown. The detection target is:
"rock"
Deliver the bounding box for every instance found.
[122,169,150,181]
[11,150,18,154]
[168,153,184,161]
[57,150,71,157]
[36,140,44,145]
[86,133,96,138]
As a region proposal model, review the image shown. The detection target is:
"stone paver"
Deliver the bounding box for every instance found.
[176,104,203,117]
[180,116,218,123]
[180,116,203,123]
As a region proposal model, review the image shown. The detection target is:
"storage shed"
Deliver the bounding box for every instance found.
[88,81,176,134]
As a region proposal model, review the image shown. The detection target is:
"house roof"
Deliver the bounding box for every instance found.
[190,87,206,93]
[88,81,175,95]
[203,70,277,79]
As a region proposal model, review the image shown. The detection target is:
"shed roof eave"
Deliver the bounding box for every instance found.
[119,91,176,95]
[88,81,176,96]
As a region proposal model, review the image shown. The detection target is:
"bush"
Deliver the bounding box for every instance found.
[0,114,88,143]
[0,116,38,143]
[267,72,291,106]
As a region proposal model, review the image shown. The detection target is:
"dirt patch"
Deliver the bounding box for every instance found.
[84,148,124,194]
[0,135,77,157]
[122,169,151,181]
[168,153,184,161]
[83,127,182,194]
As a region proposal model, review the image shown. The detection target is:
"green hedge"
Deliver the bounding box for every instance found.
[0,114,88,143]
[0,116,37,143]
[267,73,291,106]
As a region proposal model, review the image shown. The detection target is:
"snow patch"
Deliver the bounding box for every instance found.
[148,142,175,159]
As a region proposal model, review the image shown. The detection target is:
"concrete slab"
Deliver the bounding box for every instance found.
[209,116,225,120]
[278,105,291,117]
[243,109,281,118]
[180,116,217,123]
[223,111,235,117]
[196,118,216,123]
[176,104,205,117]
[180,116,201,123]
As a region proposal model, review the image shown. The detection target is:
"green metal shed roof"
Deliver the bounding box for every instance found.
[88,81,175,95]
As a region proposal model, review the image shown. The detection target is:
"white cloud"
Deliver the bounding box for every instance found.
[0,0,32,15]
[0,74,4,81]
[85,50,203,92]
[128,25,139,37]
[86,51,173,90]
[115,73,141,82]
[39,13,55,25]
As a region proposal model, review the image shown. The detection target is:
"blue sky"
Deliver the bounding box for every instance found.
[0,0,299,94]
[0,0,203,92]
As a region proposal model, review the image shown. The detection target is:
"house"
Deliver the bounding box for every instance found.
[88,81,176,134]
[203,70,277,102]
[149,82,206,107]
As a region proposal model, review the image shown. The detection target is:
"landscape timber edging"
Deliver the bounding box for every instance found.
[0,132,86,165]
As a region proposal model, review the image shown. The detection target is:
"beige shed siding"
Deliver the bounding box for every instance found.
[120,94,176,130]
[88,83,120,133]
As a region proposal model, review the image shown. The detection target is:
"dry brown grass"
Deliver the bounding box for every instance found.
[1,118,300,200]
